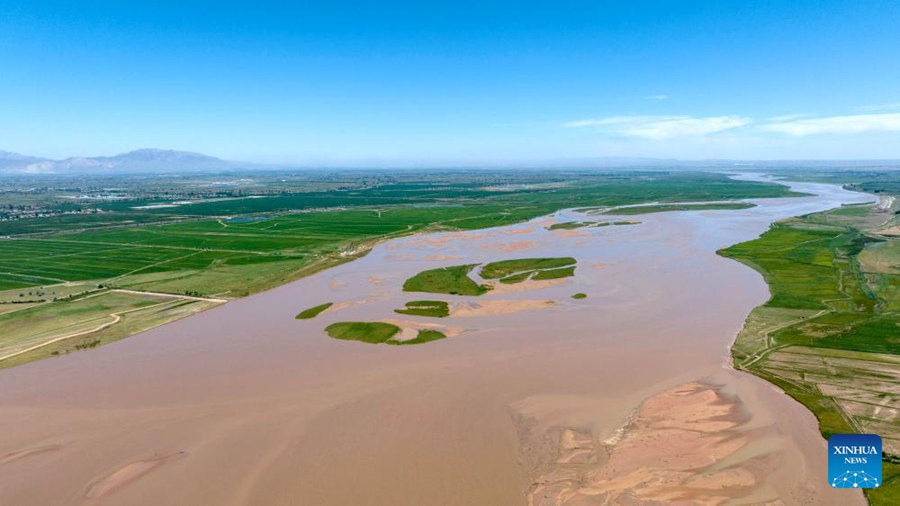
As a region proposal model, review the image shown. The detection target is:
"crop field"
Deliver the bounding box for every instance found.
[0,173,800,296]
[0,171,801,369]
[720,202,900,505]
[0,170,801,235]
[0,290,217,369]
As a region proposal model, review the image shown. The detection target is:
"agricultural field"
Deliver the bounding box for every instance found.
[0,170,801,369]
[0,170,800,235]
[0,289,219,370]
[720,200,900,505]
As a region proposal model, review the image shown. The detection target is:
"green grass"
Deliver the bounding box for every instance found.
[719,204,900,500]
[402,264,489,296]
[388,329,447,345]
[0,291,217,369]
[871,461,900,505]
[607,202,756,215]
[295,302,333,319]
[480,257,577,284]
[532,265,576,280]
[571,293,587,299]
[394,300,450,318]
[323,322,446,345]
[720,224,855,310]
[0,281,101,303]
[324,321,401,343]
[547,221,593,230]
[480,257,576,279]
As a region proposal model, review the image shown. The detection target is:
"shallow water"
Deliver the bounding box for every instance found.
[0,175,873,505]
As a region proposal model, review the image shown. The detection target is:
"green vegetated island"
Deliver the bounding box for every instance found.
[546,220,639,231]
[0,170,801,368]
[395,300,450,318]
[596,202,757,215]
[295,302,333,319]
[719,197,900,505]
[322,257,577,344]
[324,321,446,346]
[403,257,577,295]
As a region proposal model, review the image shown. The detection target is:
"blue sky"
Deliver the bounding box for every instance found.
[2,1,899,164]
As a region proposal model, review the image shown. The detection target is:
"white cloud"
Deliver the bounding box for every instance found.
[645,94,669,101]
[761,112,900,136]
[562,115,750,140]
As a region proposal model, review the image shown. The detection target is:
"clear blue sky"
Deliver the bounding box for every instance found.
[2,1,899,164]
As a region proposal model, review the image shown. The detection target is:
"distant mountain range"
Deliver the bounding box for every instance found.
[0,149,246,174]
[2,149,899,174]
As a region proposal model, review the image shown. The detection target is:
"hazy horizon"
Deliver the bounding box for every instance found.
[4,146,900,171]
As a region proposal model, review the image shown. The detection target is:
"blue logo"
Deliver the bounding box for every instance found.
[828,434,882,489]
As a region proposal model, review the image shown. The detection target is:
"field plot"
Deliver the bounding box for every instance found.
[0,290,219,369]
[720,203,900,505]
[0,172,800,368]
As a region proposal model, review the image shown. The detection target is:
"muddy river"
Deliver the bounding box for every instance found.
[0,176,873,505]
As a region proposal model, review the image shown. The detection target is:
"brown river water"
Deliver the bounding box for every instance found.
[0,175,874,505]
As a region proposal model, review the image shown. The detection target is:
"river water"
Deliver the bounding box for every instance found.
[0,176,873,505]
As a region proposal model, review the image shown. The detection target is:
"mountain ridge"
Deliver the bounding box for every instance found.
[0,149,245,174]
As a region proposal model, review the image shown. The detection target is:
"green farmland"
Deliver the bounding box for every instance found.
[0,172,798,296]
[720,202,900,505]
[0,289,218,369]
[0,171,800,369]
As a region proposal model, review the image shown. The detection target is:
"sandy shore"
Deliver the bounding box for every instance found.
[0,177,872,505]
[449,299,556,317]
[526,380,798,504]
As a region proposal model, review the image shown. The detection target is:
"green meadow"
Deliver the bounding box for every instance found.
[324,321,446,345]
[546,220,639,230]
[403,264,489,296]
[296,302,333,319]
[403,257,577,295]
[395,300,450,318]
